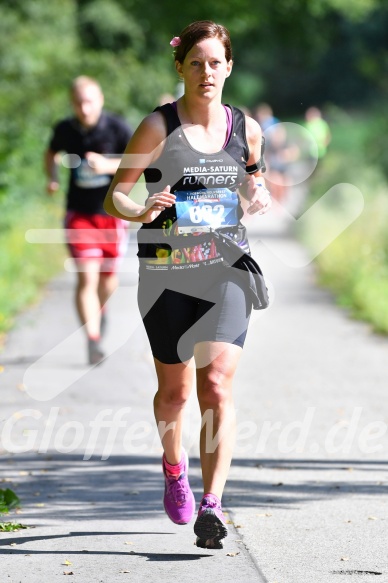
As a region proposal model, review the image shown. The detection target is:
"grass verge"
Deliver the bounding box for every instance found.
[298,110,388,334]
[0,195,66,341]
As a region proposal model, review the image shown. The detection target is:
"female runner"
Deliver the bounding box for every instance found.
[104,20,271,548]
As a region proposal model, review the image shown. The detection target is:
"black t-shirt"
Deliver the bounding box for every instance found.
[49,112,132,214]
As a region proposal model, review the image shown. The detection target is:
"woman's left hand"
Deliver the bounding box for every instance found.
[245,174,272,215]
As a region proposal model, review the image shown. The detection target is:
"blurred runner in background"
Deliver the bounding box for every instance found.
[304,106,331,159]
[45,76,133,364]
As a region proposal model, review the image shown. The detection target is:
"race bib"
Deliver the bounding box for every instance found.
[74,159,111,189]
[175,188,238,234]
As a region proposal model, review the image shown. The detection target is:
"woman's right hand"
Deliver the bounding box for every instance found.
[141,185,176,223]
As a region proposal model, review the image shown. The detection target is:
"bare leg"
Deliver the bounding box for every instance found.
[98,272,118,309]
[195,341,242,499]
[74,259,102,338]
[153,358,194,464]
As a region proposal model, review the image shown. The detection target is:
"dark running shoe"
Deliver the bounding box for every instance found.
[194,493,228,549]
[88,338,105,365]
[163,450,195,525]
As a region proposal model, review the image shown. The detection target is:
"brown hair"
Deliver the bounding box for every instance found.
[173,21,232,64]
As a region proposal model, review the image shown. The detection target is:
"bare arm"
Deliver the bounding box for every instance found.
[238,116,271,215]
[103,112,176,223]
[84,153,124,175]
[44,149,60,194]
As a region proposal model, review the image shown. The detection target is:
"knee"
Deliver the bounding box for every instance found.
[77,274,98,292]
[154,385,190,410]
[99,273,118,292]
[197,372,230,408]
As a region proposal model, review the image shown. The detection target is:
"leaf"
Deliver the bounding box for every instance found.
[63,571,74,575]
[368,516,378,520]
[340,557,350,561]
[226,552,240,557]
[0,522,28,532]
[4,488,20,508]
[0,488,21,514]
[63,560,73,566]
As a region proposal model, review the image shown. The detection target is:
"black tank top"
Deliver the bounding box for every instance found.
[138,104,253,270]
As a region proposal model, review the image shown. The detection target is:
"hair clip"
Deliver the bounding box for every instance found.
[170,36,181,47]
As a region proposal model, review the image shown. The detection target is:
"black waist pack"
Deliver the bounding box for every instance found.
[211,230,269,310]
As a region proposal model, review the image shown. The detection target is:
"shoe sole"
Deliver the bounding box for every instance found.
[89,350,105,365]
[194,509,228,549]
[195,536,224,549]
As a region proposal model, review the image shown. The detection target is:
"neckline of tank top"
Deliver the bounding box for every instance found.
[170,101,233,149]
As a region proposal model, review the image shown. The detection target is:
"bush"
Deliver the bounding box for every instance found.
[299,109,388,334]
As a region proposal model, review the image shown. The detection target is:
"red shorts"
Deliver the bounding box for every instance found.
[64,211,128,274]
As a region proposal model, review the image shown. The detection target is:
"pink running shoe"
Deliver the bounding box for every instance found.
[194,493,228,549]
[163,450,195,525]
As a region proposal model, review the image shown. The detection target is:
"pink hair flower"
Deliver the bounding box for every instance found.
[170,36,181,47]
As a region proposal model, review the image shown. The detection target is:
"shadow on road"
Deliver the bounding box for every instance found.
[1,453,386,524]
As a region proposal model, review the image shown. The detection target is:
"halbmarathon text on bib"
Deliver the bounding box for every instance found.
[175,188,238,234]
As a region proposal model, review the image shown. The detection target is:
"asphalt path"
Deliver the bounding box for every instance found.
[1,195,387,582]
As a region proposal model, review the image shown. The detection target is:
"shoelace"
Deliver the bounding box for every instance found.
[166,473,189,505]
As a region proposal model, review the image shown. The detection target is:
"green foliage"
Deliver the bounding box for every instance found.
[0,0,77,196]
[309,0,380,19]
[0,487,24,533]
[299,112,388,334]
[78,0,145,52]
[0,194,66,334]
[0,522,28,532]
[0,488,20,514]
[364,104,388,182]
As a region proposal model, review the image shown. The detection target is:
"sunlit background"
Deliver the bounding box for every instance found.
[1,0,388,337]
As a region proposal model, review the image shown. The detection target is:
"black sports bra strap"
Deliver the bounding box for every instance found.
[229,105,250,166]
[154,103,181,136]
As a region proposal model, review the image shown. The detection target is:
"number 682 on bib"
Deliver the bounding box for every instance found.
[175,188,239,234]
